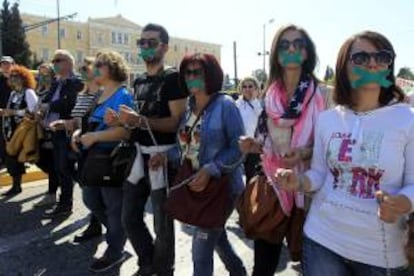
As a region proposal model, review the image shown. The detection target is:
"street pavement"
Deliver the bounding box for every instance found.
[0,181,300,276]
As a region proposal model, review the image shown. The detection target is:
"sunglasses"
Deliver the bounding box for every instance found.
[185,68,203,77]
[278,38,307,51]
[136,38,161,48]
[79,65,88,72]
[94,62,105,68]
[51,58,65,63]
[349,50,394,67]
[242,85,255,89]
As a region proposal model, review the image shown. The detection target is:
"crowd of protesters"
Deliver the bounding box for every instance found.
[0,22,413,276]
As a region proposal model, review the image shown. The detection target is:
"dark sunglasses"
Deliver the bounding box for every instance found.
[136,38,161,48]
[51,58,65,63]
[242,85,255,89]
[94,62,105,68]
[278,38,307,51]
[350,50,394,67]
[185,68,203,77]
[79,65,88,72]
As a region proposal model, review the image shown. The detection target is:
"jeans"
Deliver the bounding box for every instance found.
[82,186,126,260]
[302,235,409,276]
[252,239,283,276]
[52,131,74,206]
[191,226,246,276]
[122,155,175,275]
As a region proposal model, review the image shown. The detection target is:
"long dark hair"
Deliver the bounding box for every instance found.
[266,24,318,91]
[333,31,404,108]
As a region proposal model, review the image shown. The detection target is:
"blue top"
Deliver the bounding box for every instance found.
[89,86,133,148]
[179,93,246,196]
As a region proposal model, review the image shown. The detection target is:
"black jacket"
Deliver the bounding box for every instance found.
[0,75,12,109]
[43,75,84,120]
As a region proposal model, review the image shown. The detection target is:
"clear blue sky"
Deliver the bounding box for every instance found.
[18,0,414,79]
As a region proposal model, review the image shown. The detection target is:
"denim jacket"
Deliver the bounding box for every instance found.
[179,93,246,196]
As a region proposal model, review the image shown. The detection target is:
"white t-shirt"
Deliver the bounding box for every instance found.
[304,104,414,268]
[236,97,263,137]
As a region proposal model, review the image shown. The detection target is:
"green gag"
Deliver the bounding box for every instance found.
[53,64,61,74]
[139,48,156,61]
[80,71,91,81]
[186,78,205,91]
[93,67,101,78]
[279,50,303,67]
[351,67,392,89]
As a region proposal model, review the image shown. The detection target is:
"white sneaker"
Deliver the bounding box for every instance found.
[34,194,56,207]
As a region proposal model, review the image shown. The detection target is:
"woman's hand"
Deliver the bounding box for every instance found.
[104,108,120,127]
[80,132,98,148]
[189,168,211,192]
[239,136,262,154]
[148,153,166,170]
[49,120,66,132]
[376,191,412,223]
[281,149,302,168]
[274,168,299,191]
[71,129,82,152]
[119,105,142,128]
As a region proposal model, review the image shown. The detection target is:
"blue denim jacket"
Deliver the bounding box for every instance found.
[179,93,246,196]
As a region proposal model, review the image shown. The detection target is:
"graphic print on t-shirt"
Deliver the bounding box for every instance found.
[326,131,385,199]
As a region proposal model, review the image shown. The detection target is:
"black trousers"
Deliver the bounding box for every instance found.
[252,239,283,276]
[244,153,261,184]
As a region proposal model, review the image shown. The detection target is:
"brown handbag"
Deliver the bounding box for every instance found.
[237,173,305,261]
[405,213,414,265]
[237,174,288,244]
[164,158,230,228]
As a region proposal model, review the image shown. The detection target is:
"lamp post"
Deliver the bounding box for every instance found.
[257,18,274,73]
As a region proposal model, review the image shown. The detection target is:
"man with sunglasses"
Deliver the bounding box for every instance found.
[0,56,15,171]
[117,23,188,276]
[41,49,83,218]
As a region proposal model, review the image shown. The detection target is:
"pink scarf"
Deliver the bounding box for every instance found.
[262,79,325,216]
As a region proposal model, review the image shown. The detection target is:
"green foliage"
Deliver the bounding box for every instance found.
[1,0,32,66]
[397,67,414,81]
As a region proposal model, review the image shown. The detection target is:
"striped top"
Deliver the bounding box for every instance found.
[71,91,99,119]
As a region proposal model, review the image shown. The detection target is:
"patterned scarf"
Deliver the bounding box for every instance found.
[261,74,325,215]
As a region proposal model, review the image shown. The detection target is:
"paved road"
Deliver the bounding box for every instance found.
[0,181,300,276]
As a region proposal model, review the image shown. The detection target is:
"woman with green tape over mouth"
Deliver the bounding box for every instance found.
[275,31,413,276]
[239,24,326,276]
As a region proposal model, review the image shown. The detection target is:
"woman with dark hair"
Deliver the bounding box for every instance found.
[177,53,246,276]
[71,50,133,272]
[276,31,414,275]
[239,24,326,275]
[0,65,38,196]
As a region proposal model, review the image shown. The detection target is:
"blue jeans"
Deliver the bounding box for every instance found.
[82,186,126,260]
[303,235,409,276]
[191,197,246,276]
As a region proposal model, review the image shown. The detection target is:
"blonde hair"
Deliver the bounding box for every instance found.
[53,49,75,68]
[238,76,260,93]
[95,50,129,82]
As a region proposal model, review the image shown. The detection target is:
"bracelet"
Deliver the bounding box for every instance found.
[298,174,305,193]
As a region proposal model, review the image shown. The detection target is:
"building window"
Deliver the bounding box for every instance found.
[41,48,49,61]
[97,33,103,44]
[41,25,48,36]
[76,31,82,40]
[112,32,116,44]
[124,52,131,63]
[76,51,83,63]
[124,33,129,45]
[59,28,66,38]
[117,33,122,44]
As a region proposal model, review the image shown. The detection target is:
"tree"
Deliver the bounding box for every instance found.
[397,67,414,81]
[1,0,31,66]
[252,69,267,87]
